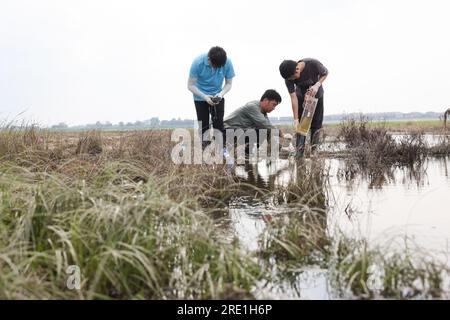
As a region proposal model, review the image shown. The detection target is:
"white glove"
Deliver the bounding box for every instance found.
[307,81,321,97]
[293,119,299,129]
[204,95,215,106]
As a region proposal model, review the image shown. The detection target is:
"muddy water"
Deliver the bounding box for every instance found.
[227,154,450,299]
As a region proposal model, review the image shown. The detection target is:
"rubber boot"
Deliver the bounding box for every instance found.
[295,133,306,158]
[311,129,321,156]
[202,140,211,151]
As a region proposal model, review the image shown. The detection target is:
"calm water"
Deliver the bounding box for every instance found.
[226,153,450,299]
[328,157,450,254]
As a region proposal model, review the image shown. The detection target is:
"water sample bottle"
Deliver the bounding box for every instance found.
[297,94,318,136]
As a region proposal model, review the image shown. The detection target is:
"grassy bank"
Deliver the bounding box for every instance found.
[321,119,447,136]
[1,124,449,299]
[0,126,260,299]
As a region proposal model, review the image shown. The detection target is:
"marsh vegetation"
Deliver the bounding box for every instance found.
[1,119,449,299]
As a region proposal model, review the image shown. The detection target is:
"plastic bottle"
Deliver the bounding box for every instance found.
[297,94,318,136]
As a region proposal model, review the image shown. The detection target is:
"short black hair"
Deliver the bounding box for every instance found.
[279,60,297,79]
[208,46,227,68]
[261,89,282,103]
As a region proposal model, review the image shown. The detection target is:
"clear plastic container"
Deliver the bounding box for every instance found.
[296,94,318,136]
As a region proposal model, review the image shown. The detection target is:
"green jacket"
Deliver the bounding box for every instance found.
[224,101,274,130]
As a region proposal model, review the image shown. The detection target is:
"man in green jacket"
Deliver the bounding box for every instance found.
[224,89,282,154]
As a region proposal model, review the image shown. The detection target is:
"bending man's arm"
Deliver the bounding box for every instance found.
[248,108,274,130]
[308,73,329,96]
[290,92,299,121]
[187,77,206,99]
[187,77,214,105]
[318,74,327,85]
[217,78,233,98]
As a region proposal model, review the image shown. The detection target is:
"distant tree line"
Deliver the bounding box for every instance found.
[50,117,195,131]
[49,112,442,131]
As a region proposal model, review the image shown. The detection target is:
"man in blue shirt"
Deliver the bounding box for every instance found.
[188,46,235,149]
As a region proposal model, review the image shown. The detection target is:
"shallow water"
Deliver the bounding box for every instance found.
[252,267,330,300]
[227,151,450,299]
[328,157,450,254]
[319,133,449,154]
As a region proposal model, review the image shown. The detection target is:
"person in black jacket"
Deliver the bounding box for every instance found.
[279,58,328,157]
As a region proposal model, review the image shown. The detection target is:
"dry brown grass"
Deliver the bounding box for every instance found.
[0,126,261,299]
[0,127,241,207]
[338,118,428,166]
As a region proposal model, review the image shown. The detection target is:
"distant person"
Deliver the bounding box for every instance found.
[188,46,235,149]
[444,108,450,129]
[279,58,328,157]
[224,89,282,153]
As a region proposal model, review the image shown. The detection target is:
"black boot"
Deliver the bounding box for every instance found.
[295,134,306,158]
[311,129,321,155]
[202,140,211,150]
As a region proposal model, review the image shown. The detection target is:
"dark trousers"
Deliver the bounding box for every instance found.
[225,128,272,154]
[194,99,225,146]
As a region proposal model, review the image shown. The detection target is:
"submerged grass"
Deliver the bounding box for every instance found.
[254,151,449,299]
[261,213,450,299]
[328,236,449,299]
[259,160,330,265]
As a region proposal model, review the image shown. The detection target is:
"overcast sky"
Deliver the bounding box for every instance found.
[1,0,449,126]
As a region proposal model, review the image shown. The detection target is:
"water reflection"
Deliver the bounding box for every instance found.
[334,158,429,189]
[253,267,330,300]
[230,158,330,299]
[328,156,450,254]
[234,158,291,191]
[226,152,450,299]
